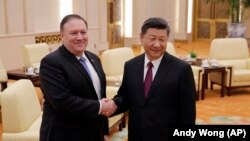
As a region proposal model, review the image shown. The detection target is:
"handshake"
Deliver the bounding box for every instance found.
[100,98,117,117]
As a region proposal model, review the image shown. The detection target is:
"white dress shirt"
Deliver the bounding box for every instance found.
[143,55,163,81]
[80,53,101,100]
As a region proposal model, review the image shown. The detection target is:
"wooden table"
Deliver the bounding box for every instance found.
[7,69,40,87]
[186,58,226,100]
[200,66,226,100]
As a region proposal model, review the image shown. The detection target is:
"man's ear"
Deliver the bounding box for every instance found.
[140,34,143,42]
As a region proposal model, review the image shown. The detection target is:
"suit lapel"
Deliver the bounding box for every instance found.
[135,55,146,104]
[145,52,174,101]
[85,52,104,84]
[85,52,106,98]
[60,46,96,92]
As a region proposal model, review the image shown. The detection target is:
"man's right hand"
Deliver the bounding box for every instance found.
[100,98,117,117]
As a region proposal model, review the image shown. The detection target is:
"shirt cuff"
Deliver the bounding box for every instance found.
[98,100,102,115]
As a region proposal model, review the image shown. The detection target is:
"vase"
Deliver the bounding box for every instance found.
[227,23,246,38]
[191,57,197,62]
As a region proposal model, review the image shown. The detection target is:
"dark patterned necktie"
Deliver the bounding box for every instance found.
[144,62,153,98]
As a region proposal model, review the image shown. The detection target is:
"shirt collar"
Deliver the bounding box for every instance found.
[76,53,88,61]
[144,54,163,68]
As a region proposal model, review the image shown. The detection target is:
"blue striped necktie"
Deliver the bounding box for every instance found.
[79,57,92,79]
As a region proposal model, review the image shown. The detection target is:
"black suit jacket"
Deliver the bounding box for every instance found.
[114,52,196,141]
[39,45,108,141]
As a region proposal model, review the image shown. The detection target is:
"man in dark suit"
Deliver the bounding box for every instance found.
[113,17,196,141]
[39,14,116,141]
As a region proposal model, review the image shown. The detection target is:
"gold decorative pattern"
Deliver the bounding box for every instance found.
[194,0,229,41]
[35,34,61,44]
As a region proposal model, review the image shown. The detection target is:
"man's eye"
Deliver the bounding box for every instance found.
[70,32,78,35]
[149,38,155,41]
[81,31,86,35]
[159,39,165,42]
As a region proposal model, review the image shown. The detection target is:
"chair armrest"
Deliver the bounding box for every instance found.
[191,65,203,92]
[0,70,8,82]
[247,58,250,69]
[217,61,233,74]
[191,66,203,76]
[0,60,8,82]
[217,61,233,68]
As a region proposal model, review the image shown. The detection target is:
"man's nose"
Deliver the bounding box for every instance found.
[76,33,84,39]
[153,41,161,47]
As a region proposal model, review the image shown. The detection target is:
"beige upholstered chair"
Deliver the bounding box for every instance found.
[209,38,250,95]
[168,43,202,99]
[1,79,42,141]
[106,86,125,132]
[22,43,50,68]
[169,43,202,98]
[101,47,134,85]
[167,42,202,99]
[166,42,177,56]
[0,59,8,91]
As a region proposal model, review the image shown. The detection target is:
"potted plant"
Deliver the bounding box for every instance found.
[206,0,250,37]
[190,50,197,58]
[229,0,250,23]
[189,50,197,61]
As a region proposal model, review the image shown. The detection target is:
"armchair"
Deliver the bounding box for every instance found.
[209,38,250,95]
[169,42,202,99]
[166,43,202,99]
[1,79,42,141]
[22,43,50,68]
[0,59,8,91]
[101,47,134,85]
[166,42,177,56]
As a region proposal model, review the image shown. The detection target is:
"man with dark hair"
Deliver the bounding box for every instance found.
[113,17,196,141]
[39,14,116,141]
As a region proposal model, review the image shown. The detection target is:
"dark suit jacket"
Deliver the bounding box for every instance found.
[39,45,108,141]
[114,52,196,141]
